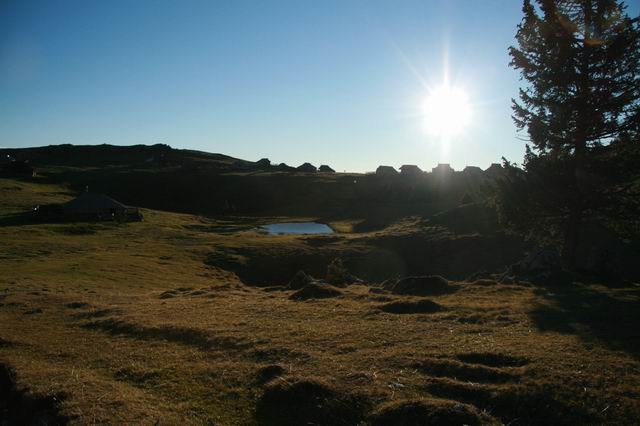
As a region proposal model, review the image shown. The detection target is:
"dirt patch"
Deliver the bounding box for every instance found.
[255,377,368,426]
[369,398,494,426]
[289,283,343,301]
[379,299,443,314]
[0,363,69,424]
[386,276,457,296]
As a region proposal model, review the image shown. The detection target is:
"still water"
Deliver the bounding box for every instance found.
[261,222,334,235]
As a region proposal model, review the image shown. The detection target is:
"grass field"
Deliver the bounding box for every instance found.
[1,175,639,425]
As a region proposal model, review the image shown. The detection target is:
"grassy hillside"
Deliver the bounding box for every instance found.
[1,175,639,424]
[2,144,495,220]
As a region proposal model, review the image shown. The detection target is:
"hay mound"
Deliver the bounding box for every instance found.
[256,365,286,384]
[426,380,594,425]
[380,299,442,314]
[256,377,366,426]
[369,398,492,426]
[389,275,454,296]
[289,283,342,301]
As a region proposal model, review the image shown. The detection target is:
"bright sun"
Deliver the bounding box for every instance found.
[424,85,471,138]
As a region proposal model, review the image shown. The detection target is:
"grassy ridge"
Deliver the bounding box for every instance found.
[3,143,492,219]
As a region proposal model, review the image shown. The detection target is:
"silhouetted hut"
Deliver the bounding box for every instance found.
[376,165,398,175]
[400,165,423,175]
[462,166,483,176]
[256,158,271,168]
[432,163,454,175]
[276,162,296,172]
[1,160,35,177]
[318,165,335,173]
[484,163,506,178]
[296,162,317,173]
[60,193,140,221]
[462,166,484,184]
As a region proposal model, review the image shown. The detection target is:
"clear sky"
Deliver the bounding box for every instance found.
[2,0,638,172]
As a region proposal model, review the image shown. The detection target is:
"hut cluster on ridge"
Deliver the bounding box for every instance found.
[244,158,336,173]
[375,163,507,179]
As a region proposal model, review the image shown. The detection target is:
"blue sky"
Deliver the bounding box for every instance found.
[2,1,638,172]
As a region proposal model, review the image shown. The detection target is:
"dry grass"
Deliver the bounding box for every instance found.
[1,177,639,425]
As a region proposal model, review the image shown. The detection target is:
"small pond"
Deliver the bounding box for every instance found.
[260,222,334,235]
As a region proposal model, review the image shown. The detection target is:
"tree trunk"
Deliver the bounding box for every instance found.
[562,202,582,270]
[561,0,592,272]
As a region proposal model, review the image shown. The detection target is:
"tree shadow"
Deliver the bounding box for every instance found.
[0,363,70,424]
[529,282,640,359]
[0,213,37,227]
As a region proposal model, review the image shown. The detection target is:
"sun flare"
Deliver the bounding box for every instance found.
[424,85,471,138]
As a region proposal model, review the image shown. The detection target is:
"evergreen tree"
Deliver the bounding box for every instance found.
[506,0,640,269]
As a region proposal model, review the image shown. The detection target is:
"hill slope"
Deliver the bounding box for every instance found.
[2,144,498,220]
[1,176,639,424]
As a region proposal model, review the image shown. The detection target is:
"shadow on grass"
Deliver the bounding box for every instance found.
[0,213,36,227]
[529,283,640,359]
[0,363,69,424]
[82,319,252,352]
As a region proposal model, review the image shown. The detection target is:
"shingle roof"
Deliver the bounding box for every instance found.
[62,193,128,211]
